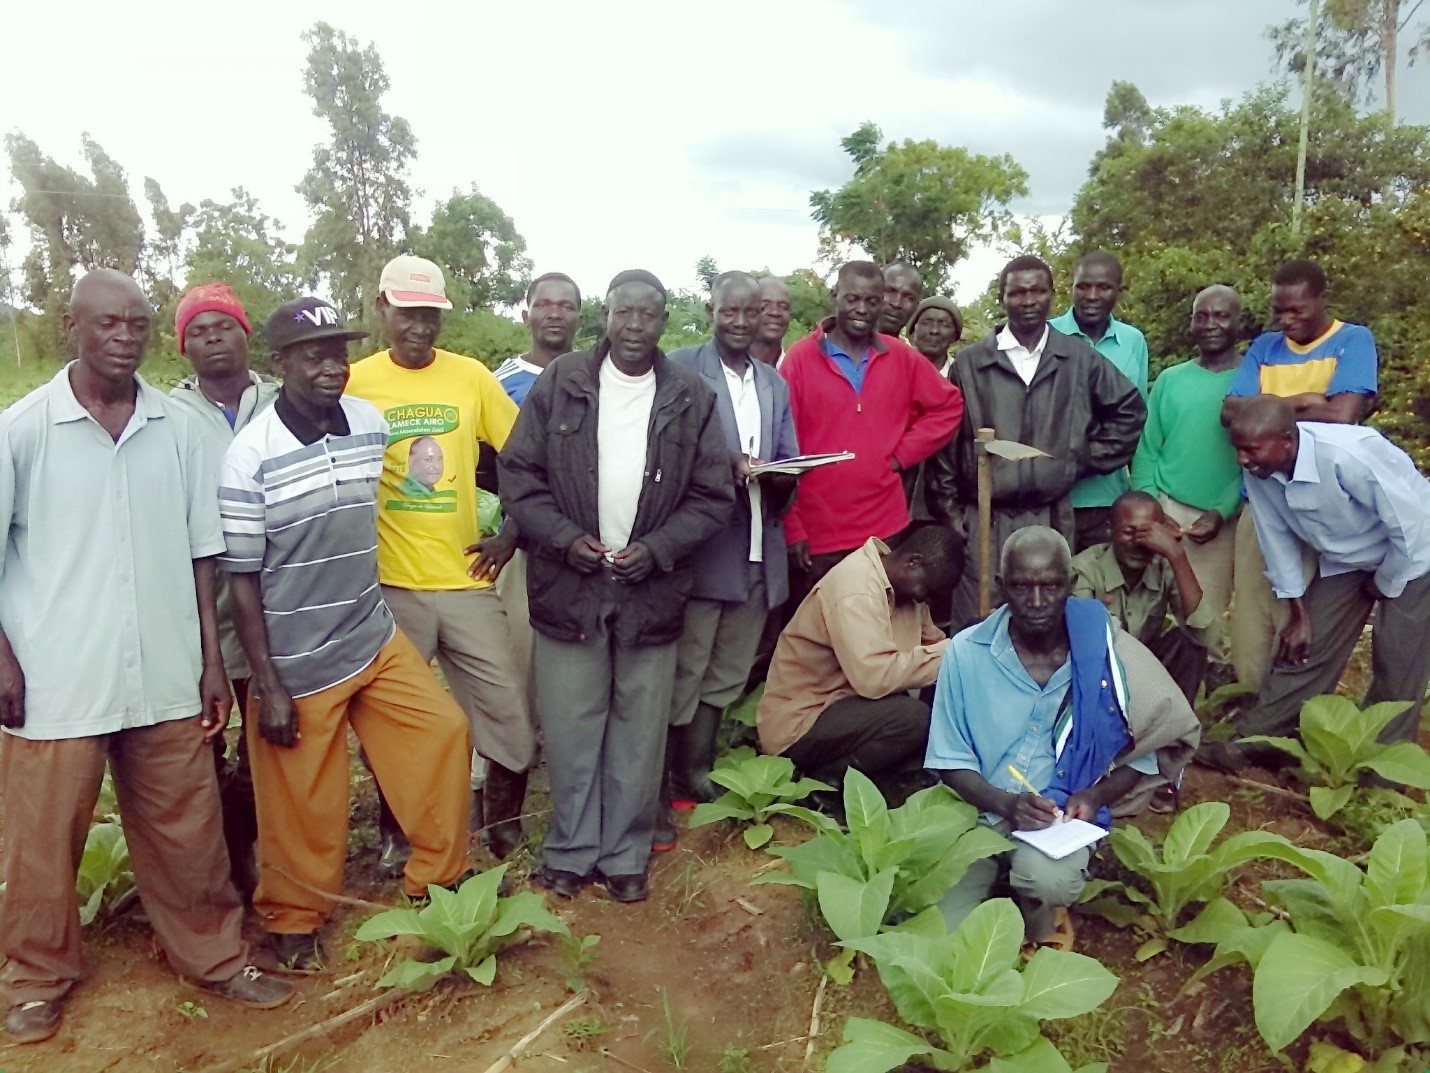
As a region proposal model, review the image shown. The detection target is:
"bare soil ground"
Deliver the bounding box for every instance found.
[0,641,1422,1073]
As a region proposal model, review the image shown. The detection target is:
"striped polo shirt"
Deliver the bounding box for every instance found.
[218,394,394,698]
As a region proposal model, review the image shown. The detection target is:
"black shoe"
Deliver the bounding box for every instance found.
[652,803,678,852]
[654,734,679,851]
[201,965,296,1008]
[375,789,411,878]
[4,999,61,1044]
[269,932,323,973]
[534,867,587,899]
[481,764,529,860]
[600,872,648,903]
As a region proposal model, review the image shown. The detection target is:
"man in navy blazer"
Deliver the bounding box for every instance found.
[662,272,800,841]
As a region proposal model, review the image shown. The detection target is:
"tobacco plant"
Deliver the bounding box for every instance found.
[687,751,834,848]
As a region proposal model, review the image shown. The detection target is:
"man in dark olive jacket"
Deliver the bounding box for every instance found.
[498,269,734,904]
[926,255,1145,630]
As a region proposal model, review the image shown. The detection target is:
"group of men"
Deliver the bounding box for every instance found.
[1,239,1427,1041]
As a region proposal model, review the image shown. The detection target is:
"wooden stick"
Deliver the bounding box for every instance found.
[803,973,828,1067]
[734,897,763,917]
[1228,775,1306,801]
[975,427,995,616]
[479,991,587,1073]
[599,1048,658,1073]
[193,990,406,1073]
[756,1034,808,1051]
[265,863,396,912]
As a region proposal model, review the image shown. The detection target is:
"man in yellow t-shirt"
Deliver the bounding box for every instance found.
[346,256,533,869]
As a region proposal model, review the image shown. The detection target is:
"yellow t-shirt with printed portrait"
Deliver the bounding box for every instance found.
[346,349,518,590]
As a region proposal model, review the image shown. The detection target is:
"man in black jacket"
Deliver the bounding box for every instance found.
[498,270,734,903]
[926,255,1145,630]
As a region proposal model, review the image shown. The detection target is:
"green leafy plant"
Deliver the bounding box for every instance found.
[561,1017,608,1051]
[1336,788,1430,849]
[647,988,689,1069]
[559,932,600,992]
[1243,695,1430,820]
[175,1000,207,1019]
[1194,819,1430,1069]
[77,820,135,926]
[1079,801,1291,960]
[688,752,833,849]
[825,898,1116,1073]
[754,770,1010,981]
[718,1046,756,1073]
[354,863,570,989]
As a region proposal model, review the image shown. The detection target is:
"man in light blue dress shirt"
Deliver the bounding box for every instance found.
[1197,396,1430,770]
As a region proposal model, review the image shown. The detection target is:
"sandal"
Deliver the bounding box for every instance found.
[1037,907,1076,952]
[1149,784,1180,814]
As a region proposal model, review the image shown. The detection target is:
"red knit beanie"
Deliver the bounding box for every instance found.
[175,283,251,354]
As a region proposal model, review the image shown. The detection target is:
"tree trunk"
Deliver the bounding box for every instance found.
[1381,0,1398,124]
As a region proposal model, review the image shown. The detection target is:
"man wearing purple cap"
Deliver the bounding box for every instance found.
[170,282,279,898]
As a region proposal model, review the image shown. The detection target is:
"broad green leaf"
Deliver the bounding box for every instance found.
[687,799,753,827]
[1078,897,1145,928]
[877,953,951,1027]
[1107,824,1157,873]
[968,1003,1041,1057]
[945,898,1024,992]
[818,868,895,942]
[1301,695,1380,784]
[354,907,428,941]
[986,1036,1088,1073]
[765,803,842,835]
[77,884,106,927]
[825,1017,934,1073]
[1309,784,1356,820]
[1252,931,1389,1052]
[1365,818,1428,907]
[844,769,890,845]
[1245,839,1363,907]
[489,890,568,939]
[376,954,456,989]
[465,954,497,985]
[824,947,856,985]
[742,823,774,849]
[892,907,948,938]
[1260,879,1344,944]
[1191,919,1290,983]
[709,763,758,799]
[1364,741,1430,791]
[756,835,861,889]
[1358,700,1414,741]
[1306,1040,1367,1073]
[900,823,1012,911]
[1168,897,1247,945]
[1018,949,1119,1019]
[1215,829,1301,869]
[1161,801,1231,865]
[1135,937,1168,960]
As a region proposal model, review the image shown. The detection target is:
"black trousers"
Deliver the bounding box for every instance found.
[784,693,931,789]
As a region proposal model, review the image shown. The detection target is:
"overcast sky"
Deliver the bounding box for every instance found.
[5,0,1427,305]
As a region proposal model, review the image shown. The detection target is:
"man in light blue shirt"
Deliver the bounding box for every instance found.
[1049,252,1150,552]
[926,528,1199,945]
[1197,396,1430,770]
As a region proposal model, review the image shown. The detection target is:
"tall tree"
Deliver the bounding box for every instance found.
[809,122,1028,291]
[411,186,532,311]
[1269,0,1430,122]
[296,21,416,327]
[142,177,192,314]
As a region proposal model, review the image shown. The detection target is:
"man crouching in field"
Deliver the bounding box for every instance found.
[0,270,292,1044]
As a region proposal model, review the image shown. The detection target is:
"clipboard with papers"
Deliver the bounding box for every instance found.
[747,451,855,477]
[1010,818,1107,860]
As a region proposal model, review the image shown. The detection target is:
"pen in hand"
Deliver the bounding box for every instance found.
[1007,764,1064,822]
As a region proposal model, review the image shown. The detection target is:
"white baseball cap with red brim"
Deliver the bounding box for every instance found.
[378,255,454,309]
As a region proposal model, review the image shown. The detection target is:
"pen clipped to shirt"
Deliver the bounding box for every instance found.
[1007,764,1064,822]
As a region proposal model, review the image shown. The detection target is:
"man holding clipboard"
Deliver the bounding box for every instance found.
[925,527,1200,948]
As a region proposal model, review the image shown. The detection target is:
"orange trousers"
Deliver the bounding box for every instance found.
[248,630,472,933]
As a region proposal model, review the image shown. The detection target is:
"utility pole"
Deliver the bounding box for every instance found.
[1292,0,1322,239]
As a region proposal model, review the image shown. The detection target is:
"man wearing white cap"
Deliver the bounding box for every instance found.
[346,256,534,868]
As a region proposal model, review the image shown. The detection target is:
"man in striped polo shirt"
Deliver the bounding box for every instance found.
[220,297,472,971]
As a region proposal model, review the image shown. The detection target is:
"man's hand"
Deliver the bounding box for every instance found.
[1276,599,1313,666]
[198,663,234,742]
[565,534,609,574]
[0,644,24,730]
[253,675,299,748]
[611,542,655,583]
[466,527,518,582]
[1063,789,1102,821]
[730,451,755,484]
[1006,792,1060,831]
[1181,510,1222,545]
[788,540,811,573]
[1137,519,1184,560]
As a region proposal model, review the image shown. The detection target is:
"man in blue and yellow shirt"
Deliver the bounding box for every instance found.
[1220,258,1378,691]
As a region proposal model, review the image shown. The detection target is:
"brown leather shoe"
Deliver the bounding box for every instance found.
[4,999,61,1044]
[200,965,295,1009]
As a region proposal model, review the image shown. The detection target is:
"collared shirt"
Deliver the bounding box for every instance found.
[0,365,225,739]
[219,395,394,698]
[994,324,1049,386]
[1071,541,1215,644]
[757,537,946,755]
[818,334,879,393]
[1243,423,1430,599]
[493,354,544,406]
[1226,320,1377,400]
[1050,309,1150,509]
[925,606,1159,824]
[721,358,764,563]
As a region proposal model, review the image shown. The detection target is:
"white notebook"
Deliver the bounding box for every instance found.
[1011,818,1107,860]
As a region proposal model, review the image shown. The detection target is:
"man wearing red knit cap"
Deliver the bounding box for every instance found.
[169,282,279,900]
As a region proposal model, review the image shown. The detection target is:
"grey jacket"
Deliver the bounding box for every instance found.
[667,340,800,607]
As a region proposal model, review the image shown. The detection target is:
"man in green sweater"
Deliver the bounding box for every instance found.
[1130,285,1244,666]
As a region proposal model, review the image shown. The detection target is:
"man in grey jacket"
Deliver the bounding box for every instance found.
[168,282,279,899]
[661,273,800,843]
[498,270,733,904]
[926,255,1145,630]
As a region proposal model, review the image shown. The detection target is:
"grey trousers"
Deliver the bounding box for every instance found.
[1236,569,1430,743]
[937,818,1091,942]
[533,597,677,878]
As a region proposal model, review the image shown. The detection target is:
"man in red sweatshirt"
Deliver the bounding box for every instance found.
[781,261,964,599]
